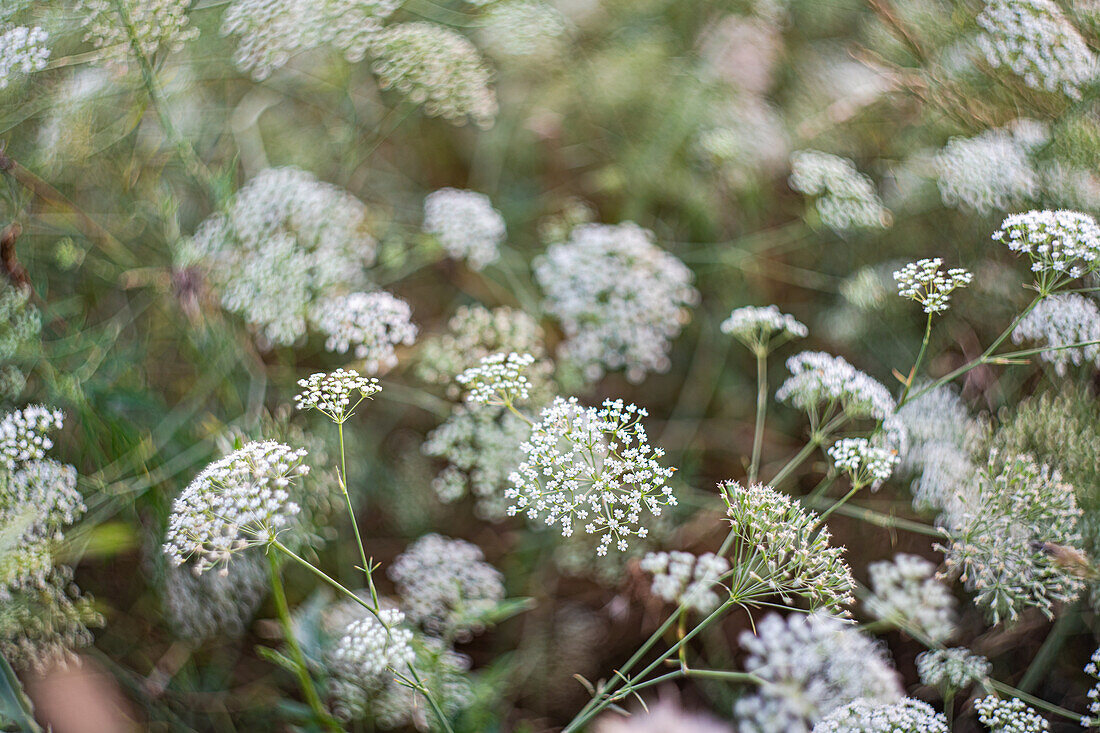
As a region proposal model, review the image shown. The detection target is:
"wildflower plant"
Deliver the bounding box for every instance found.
[640,551,730,614]
[865,554,957,642]
[0,24,48,90]
[1011,293,1100,375]
[295,369,381,424]
[893,258,973,315]
[456,352,535,407]
[992,210,1100,292]
[974,696,1051,733]
[777,351,895,428]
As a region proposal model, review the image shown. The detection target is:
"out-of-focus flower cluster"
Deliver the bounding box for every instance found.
[640,551,729,613]
[935,120,1046,214]
[916,648,991,694]
[0,283,40,401]
[77,0,198,60]
[974,695,1050,733]
[0,24,48,90]
[789,150,891,231]
[1011,293,1100,375]
[812,698,948,733]
[777,351,895,423]
[1083,647,1100,727]
[310,291,417,374]
[477,0,567,58]
[895,385,980,516]
[720,305,807,353]
[422,188,506,270]
[534,222,698,383]
[456,352,535,406]
[865,553,956,642]
[506,397,676,554]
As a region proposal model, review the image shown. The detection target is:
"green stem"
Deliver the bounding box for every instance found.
[804,497,945,537]
[337,421,376,604]
[1017,603,1079,694]
[985,679,1082,722]
[815,485,860,525]
[897,314,932,408]
[748,349,768,484]
[266,554,339,732]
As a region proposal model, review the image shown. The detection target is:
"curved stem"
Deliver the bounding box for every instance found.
[266,554,339,732]
[897,314,932,408]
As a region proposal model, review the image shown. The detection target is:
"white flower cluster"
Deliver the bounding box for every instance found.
[866,554,956,642]
[1,459,82,562]
[506,397,676,555]
[940,454,1083,624]
[177,167,377,347]
[76,0,198,59]
[1012,293,1100,375]
[935,121,1045,214]
[163,441,309,574]
[310,291,417,374]
[789,150,891,231]
[916,648,991,692]
[388,534,505,638]
[0,405,64,471]
[735,612,902,733]
[422,188,506,270]
[974,696,1050,733]
[0,25,48,90]
[777,351,895,422]
[893,258,973,315]
[976,0,1096,100]
[328,609,414,682]
[534,222,698,383]
[456,352,535,406]
[222,0,400,80]
[370,636,473,730]
[478,0,567,58]
[639,551,730,613]
[0,283,40,401]
[895,385,980,515]
[812,698,948,733]
[993,209,1100,281]
[295,369,381,422]
[423,404,529,520]
[720,305,807,353]
[722,481,855,614]
[827,438,899,490]
[371,23,498,127]
[163,552,268,640]
[1083,647,1100,727]
[417,305,549,392]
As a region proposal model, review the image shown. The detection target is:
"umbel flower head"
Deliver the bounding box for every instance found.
[176,167,377,347]
[456,352,535,406]
[992,210,1100,287]
[1082,647,1100,727]
[506,397,676,555]
[0,25,49,90]
[309,290,417,374]
[735,612,902,733]
[0,405,64,471]
[777,351,895,424]
[533,221,698,383]
[827,438,899,490]
[477,0,568,58]
[721,481,855,614]
[388,534,505,638]
[370,22,498,127]
[976,0,1096,100]
[77,0,198,61]
[789,150,891,231]
[423,188,506,270]
[640,551,730,614]
[164,441,309,574]
[720,305,807,354]
[865,554,957,642]
[812,698,948,733]
[1011,293,1100,375]
[326,608,415,720]
[974,696,1050,733]
[935,120,1045,214]
[893,258,973,315]
[916,648,991,694]
[939,453,1084,624]
[295,369,381,423]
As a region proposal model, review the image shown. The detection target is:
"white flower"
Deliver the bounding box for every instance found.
[866,554,956,642]
[456,352,535,405]
[789,150,891,231]
[505,397,676,554]
[735,612,902,733]
[813,698,948,733]
[388,534,504,638]
[640,551,730,613]
[327,608,415,718]
[77,0,198,60]
[1011,293,1100,375]
[1082,647,1100,727]
[534,222,698,383]
[777,351,895,423]
[722,481,855,614]
[309,291,417,374]
[827,438,899,490]
[936,121,1045,214]
[916,648,991,692]
[0,25,49,90]
[0,405,64,471]
[939,454,1084,624]
[176,167,377,347]
[163,552,268,640]
[222,0,400,80]
[977,0,1096,100]
[477,0,567,58]
[720,305,807,352]
[423,188,506,270]
[893,258,973,315]
[371,23,498,128]
[163,441,310,574]
[974,696,1050,733]
[992,209,1100,283]
[294,369,381,422]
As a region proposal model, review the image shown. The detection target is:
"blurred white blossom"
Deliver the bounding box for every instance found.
[720,305,807,353]
[866,554,956,642]
[1011,293,1100,375]
[0,25,48,90]
[478,0,567,58]
[777,351,895,423]
[77,0,198,60]
[936,121,1045,214]
[640,551,730,613]
[812,698,948,733]
[456,352,535,406]
[310,291,417,374]
[789,150,891,231]
[916,648,991,693]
